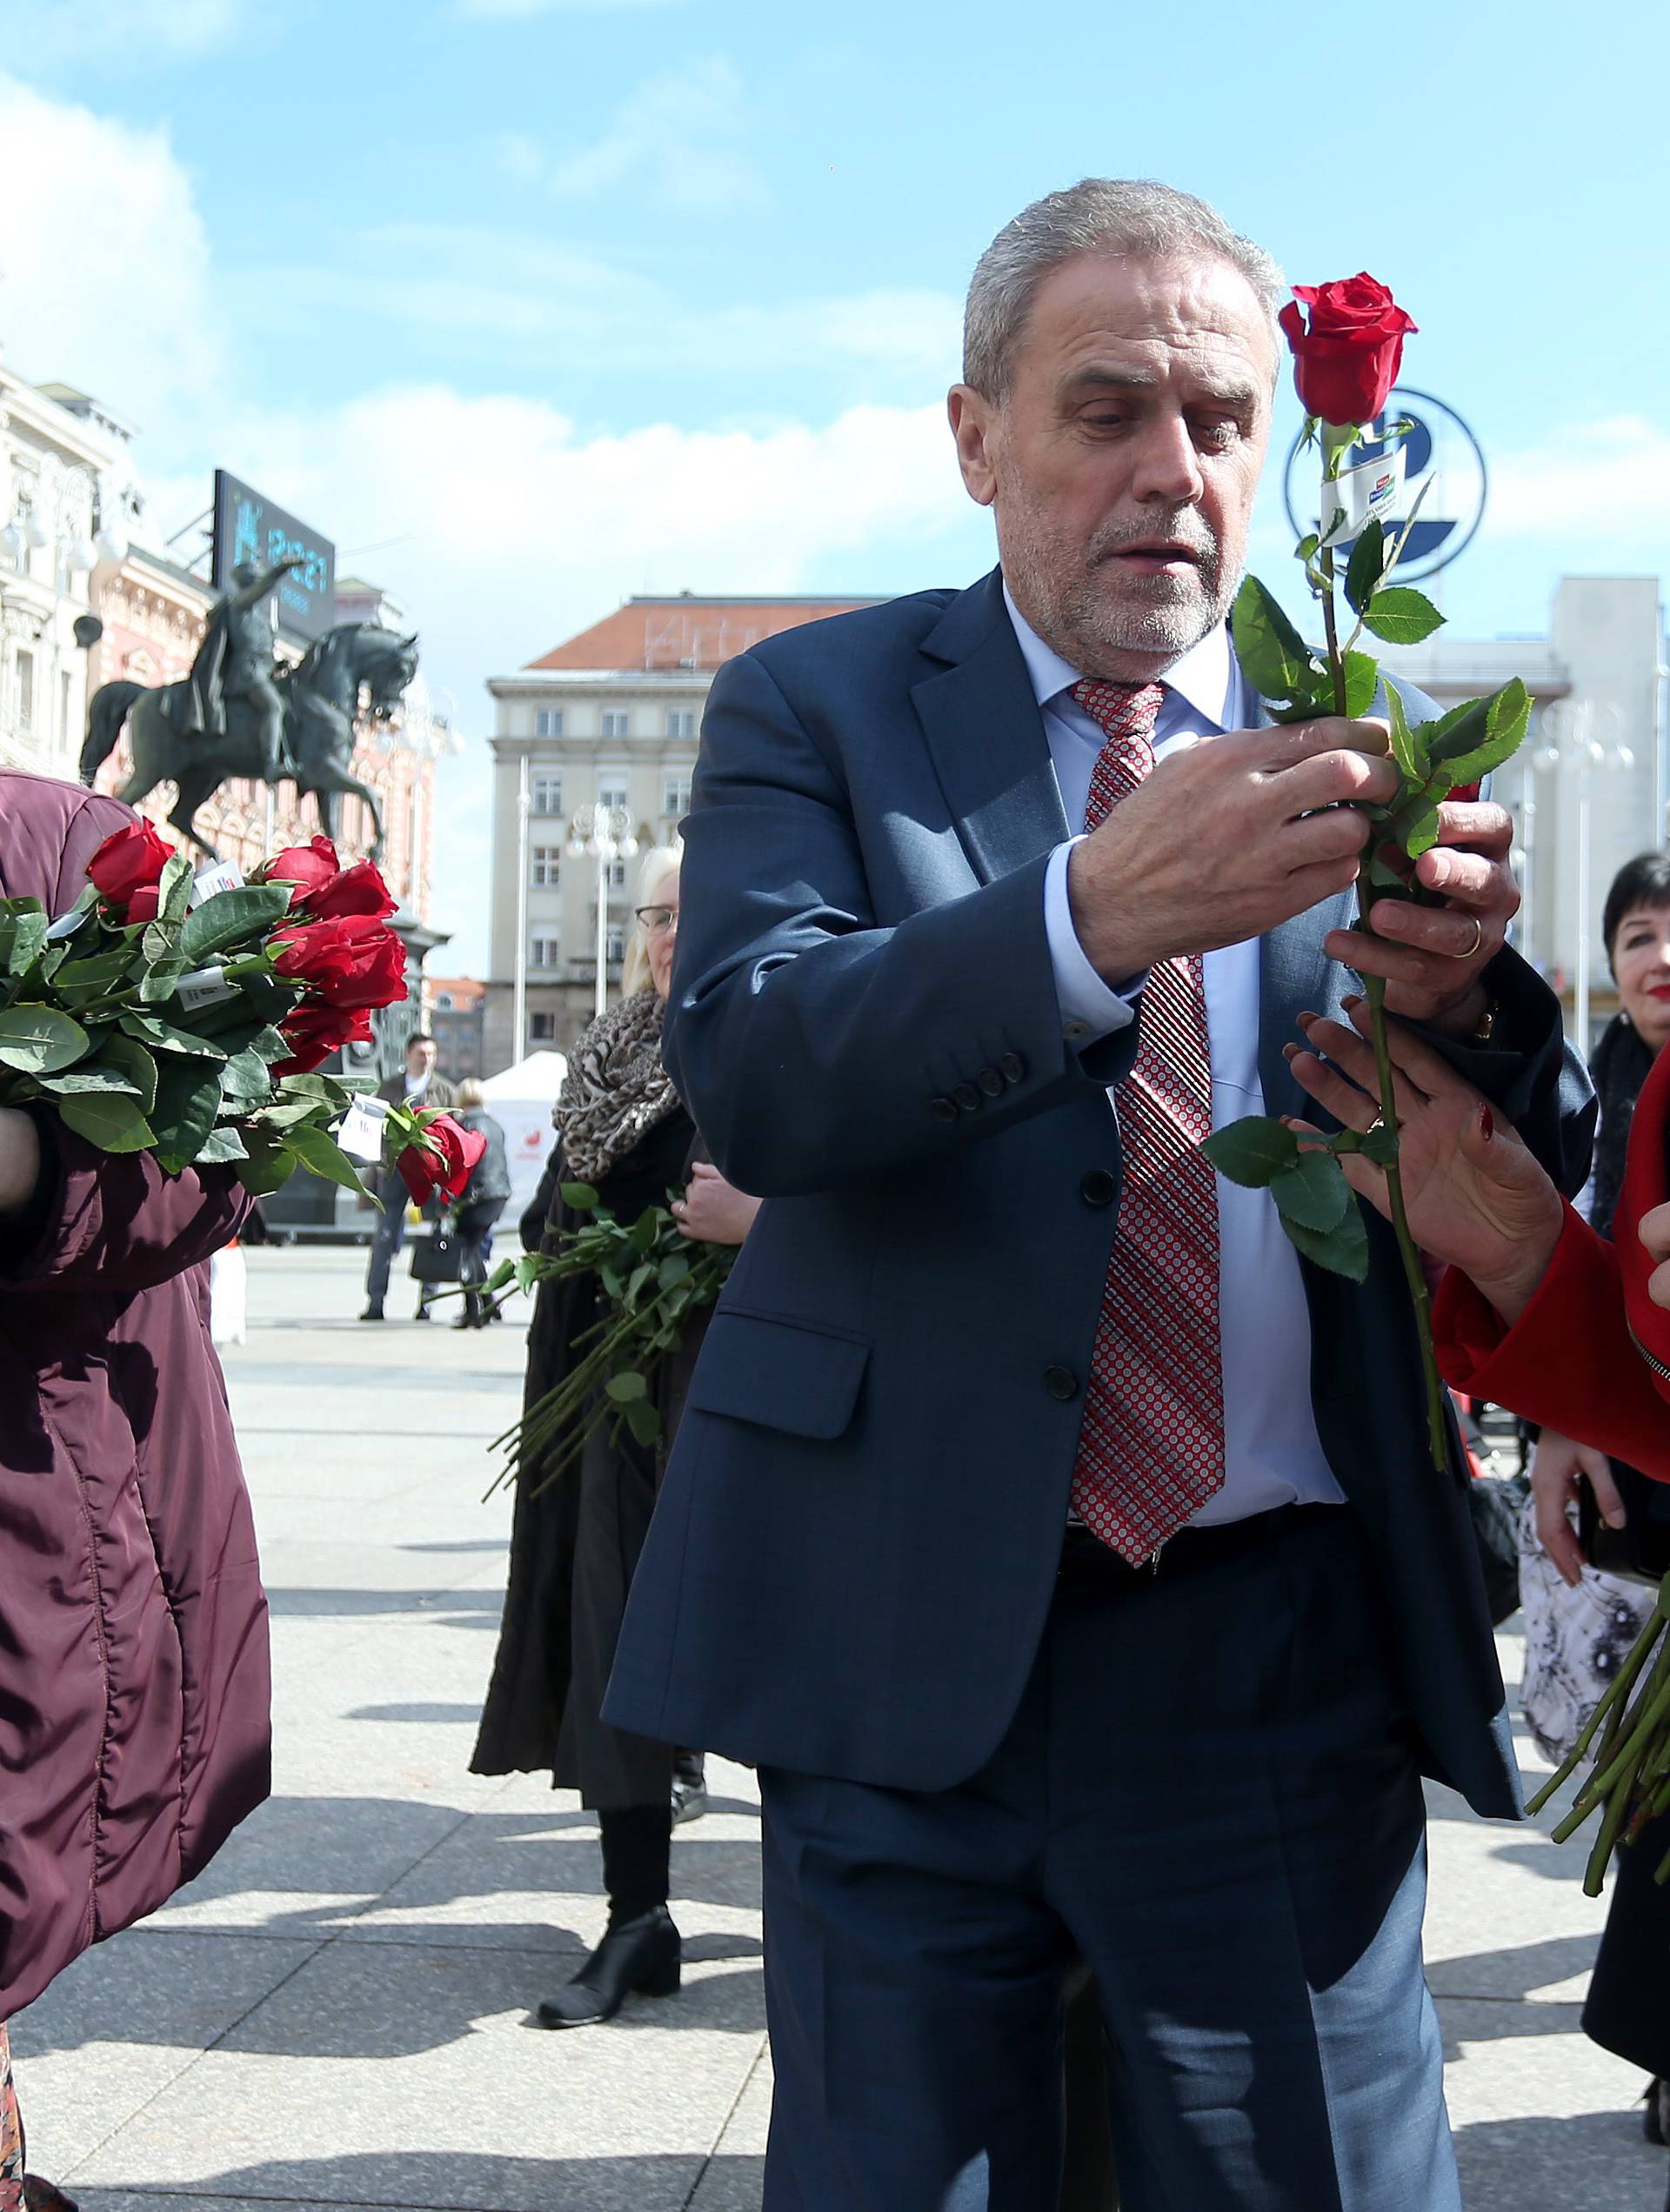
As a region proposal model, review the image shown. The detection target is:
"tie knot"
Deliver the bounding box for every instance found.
[1070,678,1166,744]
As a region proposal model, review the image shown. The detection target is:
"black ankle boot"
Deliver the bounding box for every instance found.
[536,1906,681,2028]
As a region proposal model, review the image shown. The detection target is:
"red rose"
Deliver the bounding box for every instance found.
[396,1112,485,1205]
[1278,274,1417,428]
[271,914,408,1012]
[261,836,341,903]
[125,884,161,926]
[88,819,175,912]
[306,859,398,922]
[271,1003,374,1076]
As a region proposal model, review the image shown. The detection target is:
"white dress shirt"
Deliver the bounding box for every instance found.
[1005,582,1346,1526]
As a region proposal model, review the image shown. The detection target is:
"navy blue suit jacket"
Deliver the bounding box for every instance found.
[605,570,1592,1818]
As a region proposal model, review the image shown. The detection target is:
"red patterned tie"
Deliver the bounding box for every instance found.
[1069,678,1226,1560]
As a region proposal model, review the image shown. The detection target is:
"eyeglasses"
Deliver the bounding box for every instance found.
[634,906,678,935]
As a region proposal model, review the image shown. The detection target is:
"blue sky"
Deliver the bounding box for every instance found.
[0,0,1665,968]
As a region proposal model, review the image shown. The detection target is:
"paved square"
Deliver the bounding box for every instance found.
[9,1246,1663,2207]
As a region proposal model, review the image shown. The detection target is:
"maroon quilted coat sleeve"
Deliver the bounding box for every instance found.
[0,771,270,2023]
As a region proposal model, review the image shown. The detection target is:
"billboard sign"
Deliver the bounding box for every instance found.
[1282,387,1486,583]
[211,470,337,643]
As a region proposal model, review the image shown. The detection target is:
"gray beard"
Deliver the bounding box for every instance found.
[1002,519,1232,678]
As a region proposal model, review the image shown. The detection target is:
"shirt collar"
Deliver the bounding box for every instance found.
[1001,576,1235,732]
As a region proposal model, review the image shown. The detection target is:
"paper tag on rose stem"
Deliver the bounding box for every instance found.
[1317,444,1406,548]
[174,965,239,1013]
[191,860,244,904]
[337,1094,391,1163]
[44,906,90,941]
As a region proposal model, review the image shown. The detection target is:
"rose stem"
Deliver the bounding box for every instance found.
[1320,541,1453,1477]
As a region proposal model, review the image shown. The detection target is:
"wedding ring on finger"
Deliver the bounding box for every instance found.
[1450,914,1485,960]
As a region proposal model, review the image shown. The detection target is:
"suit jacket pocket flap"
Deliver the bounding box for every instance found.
[685,1309,870,1440]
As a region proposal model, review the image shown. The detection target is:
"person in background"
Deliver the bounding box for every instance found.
[0,772,271,2212]
[471,847,759,2028]
[449,1078,511,1329]
[361,1032,456,1322]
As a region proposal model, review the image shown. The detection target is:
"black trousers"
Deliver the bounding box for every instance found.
[1584,1806,1670,2077]
[758,1507,1458,2211]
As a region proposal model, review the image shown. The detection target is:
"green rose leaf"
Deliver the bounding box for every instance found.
[177,884,294,965]
[560,1180,600,1212]
[658,1253,691,1291]
[605,1370,648,1403]
[1270,1149,1351,1234]
[7,907,48,979]
[1385,686,1430,787]
[1360,1122,1400,1166]
[284,1119,372,1195]
[151,1058,226,1175]
[36,1064,142,1096]
[1202,1115,1300,1189]
[119,1011,227,1059]
[0,1003,89,1074]
[195,1125,250,1164]
[1431,678,1533,788]
[236,1131,299,1198]
[157,852,194,924]
[1232,575,1316,705]
[97,1032,158,1111]
[1282,1196,1371,1283]
[1361,585,1445,645]
[139,957,190,1005]
[1340,651,1379,721]
[57,1088,157,1153]
[1419,694,1491,767]
[1343,518,1386,616]
[625,1397,662,1447]
[219,1046,275,1106]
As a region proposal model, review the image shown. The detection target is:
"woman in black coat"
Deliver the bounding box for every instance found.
[471,851,758,2028]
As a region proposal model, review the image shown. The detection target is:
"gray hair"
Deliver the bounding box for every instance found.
[963,178,1285,402]
[620,839,683,1000]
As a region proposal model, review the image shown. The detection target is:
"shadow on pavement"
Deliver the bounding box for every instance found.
[1453,2110,1663,2212]
[90,2149,765,2211]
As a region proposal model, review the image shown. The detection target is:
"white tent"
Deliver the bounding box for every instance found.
[479,1049,567,1219]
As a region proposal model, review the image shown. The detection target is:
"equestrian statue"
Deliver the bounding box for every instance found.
[81,557,420,864]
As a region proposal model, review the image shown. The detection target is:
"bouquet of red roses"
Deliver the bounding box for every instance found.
[0,822,482,1204]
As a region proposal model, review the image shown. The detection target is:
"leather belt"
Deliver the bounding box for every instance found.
[1056,1501,1342,1588]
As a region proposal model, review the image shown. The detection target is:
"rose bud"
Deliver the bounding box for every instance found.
[87,819,175,913]
[271,914,408,1012]
[307,859,398,922]
[396,1112,485,1205]
[1279,274,1417,428]
[259,834,342,906]
[271,1002,374,1076]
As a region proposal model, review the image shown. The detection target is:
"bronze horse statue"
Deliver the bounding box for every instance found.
[81,622,420,863]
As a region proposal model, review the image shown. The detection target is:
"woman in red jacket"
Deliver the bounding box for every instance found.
[1285,999,1670,1471]
[0,772,271,2212]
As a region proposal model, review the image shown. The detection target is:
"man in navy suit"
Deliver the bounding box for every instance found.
[606,180,1589,2209]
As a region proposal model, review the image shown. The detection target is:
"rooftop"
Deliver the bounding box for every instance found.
[524,592,885,674]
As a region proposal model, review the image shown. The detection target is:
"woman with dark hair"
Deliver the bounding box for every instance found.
[471,848,760,2028]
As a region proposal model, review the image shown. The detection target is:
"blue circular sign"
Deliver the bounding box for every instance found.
[1281,386,1487,583]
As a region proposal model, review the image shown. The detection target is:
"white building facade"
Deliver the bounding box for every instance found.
[484,595,876,1069]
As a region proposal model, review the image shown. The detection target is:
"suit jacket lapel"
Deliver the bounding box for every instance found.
[1249,677,1358,1118]
[912,570,1069,884]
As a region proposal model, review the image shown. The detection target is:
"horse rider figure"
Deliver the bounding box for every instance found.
[184,555,302,783]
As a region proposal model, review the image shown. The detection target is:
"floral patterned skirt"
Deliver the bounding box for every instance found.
[1,2022,23,2212]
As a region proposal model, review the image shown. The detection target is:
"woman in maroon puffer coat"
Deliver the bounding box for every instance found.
[0,772,271,2211]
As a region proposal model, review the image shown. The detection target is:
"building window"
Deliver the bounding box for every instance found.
[662,772,691,818]
[531,770,564,815]
[665,709,696,739]
[530,935,562,970]
[531,845,561,888]
[15,651,34,733]
[601,709,631,739]
[529,1011,558,1042]
[598,778,629,812]
[534,707,563,738]
[605,926,626,965]
[435,992,455,1011]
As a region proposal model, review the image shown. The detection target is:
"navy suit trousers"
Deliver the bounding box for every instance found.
[757,1507,1461,2212]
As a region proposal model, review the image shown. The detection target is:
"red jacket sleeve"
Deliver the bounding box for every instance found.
[1435,1206,1670,1474]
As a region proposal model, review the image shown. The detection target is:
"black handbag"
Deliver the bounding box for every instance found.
[410,1226,462,1286]
[1468,1472,1529,1627]
[1580,1460,1670,1587]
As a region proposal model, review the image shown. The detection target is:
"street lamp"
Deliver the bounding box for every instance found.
[564,801,638,1019]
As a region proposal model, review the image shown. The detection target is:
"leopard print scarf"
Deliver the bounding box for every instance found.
[552,986,680,1185]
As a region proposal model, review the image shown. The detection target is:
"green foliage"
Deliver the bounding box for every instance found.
[1231,577,1330,716]
[177,884,293,965]
[1361,585,1445,645]
[150,1058,225,1175]
[57,1088,156,1151]
[1339,652,1379,719]
[1269,1148,1350,1233]
[1281,1198,1371,1283]
[1201,1116,1298,1188]
[1342,518,1386,616]
[283,1120,371,1194]
[0,1004,88,1074]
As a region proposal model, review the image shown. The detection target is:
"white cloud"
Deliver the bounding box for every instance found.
[525,57,764,211]
[0,0,242,60]
[1486,415,1670,543]
[0,73,224,442]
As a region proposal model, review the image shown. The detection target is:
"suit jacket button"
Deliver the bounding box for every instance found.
[1080,1169,1117,1208]
[978,1066,1005,1098]
[1000,1052,1026,1084]
[930,1095,959,1122]
[952,1081,982,1113]
[1045,1366,1079,1400]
